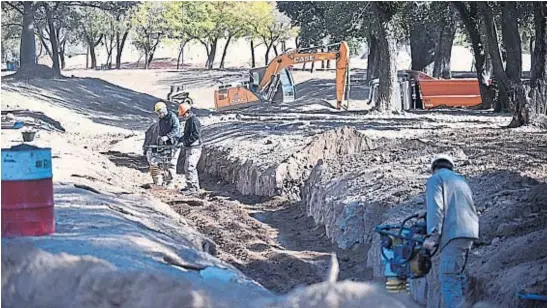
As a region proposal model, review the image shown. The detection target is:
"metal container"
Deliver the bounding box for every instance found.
[1,144,55,237]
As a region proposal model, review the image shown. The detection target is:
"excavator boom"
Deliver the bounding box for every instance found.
[259,41,350,109]
[214,41,350,111]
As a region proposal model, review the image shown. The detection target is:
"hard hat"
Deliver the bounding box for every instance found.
[178,102,191,116]
[430,154,455,171]
[154,101,167,113]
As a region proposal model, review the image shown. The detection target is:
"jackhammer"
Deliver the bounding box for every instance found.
[145,137,179,187]
[374,213,438,293]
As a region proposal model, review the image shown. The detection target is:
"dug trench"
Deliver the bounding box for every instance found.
[106,116,546,305]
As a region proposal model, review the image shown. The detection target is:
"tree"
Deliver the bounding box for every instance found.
[3,2,40,70]
[101,12,117,68]
[372,2,401,112]
[432,2,457,79]
[74,6,104,69]
[452,2,496,109]
[218,2,254,69]
[248,3,294,65]
[1,2,23,63]
[34,2,79,70]
[185,2,226,69]
[509,2,547,127]
[131,2,170,69]
[109,2,136,69]
[164,2,194,69]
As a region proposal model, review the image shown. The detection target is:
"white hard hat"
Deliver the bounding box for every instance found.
[430,154,455,170]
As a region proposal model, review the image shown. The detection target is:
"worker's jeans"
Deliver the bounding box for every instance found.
[166,147,181,185]
[440,238,473,308]
[183,146,202,191]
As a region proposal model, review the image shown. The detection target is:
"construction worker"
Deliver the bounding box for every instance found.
[419,154,479,308]
[177,102,202,195]
[154,101,180,188]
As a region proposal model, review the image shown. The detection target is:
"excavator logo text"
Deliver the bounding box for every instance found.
[294,55,315,63]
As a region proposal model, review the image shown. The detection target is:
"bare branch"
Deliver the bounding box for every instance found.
[6,2,24,15]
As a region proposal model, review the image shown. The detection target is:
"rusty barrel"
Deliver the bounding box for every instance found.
[1,144,55,237]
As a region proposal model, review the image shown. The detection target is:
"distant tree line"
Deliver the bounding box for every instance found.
[1,1,296,72]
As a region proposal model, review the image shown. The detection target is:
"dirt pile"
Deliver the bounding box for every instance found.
[353,127,546,307]
[5,64,57,80]
[301,136,466,249]
[3,243,422,308]
[199,126,377,199]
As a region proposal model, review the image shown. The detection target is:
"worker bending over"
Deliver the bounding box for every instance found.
[154,101,181,188]
[178,103,202,195]
[421,155,479,308]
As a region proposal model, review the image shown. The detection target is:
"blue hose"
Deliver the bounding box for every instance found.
[516,292,547,301]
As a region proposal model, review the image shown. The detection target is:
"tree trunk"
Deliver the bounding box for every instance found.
[367,36,379,81]
[479,2,514,113]
[410,24,436,72]
[433,17,456,79]
[44,4,61,76]
[452,2,496,109]
[265,43,272,66]
[250,40,256,68]
[115,31,129,69]
[144,50,150,70]
[177,42,186,69]
[20,2,37,69]
[59,42,66,70]
[373,3,398,112]
[273,44,279,57]
[88,37,97,69]
[501,4,521,82]
[86,46,89,69]
[509,2,547,127]
[205,39,218,70]
[219,35,233,69]
[321,47,325,69]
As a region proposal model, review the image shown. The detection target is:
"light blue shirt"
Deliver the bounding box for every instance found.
[426,168,479,250]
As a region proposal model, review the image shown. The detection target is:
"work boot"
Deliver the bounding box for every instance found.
[165,181,175,189]
[180,188,198,196]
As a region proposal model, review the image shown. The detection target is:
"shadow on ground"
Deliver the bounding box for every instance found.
[1,76,164,131]
[101,150,148,173]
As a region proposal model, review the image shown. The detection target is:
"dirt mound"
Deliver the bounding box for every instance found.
[7,64,58,80]
[3,243,423,308]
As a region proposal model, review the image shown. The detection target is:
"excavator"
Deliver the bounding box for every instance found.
[214,41,350,111]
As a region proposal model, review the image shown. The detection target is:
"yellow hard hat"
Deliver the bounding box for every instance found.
[154,101,167,113]
[178,102,191,116]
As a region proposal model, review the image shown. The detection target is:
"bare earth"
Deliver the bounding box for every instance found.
[1,66,545,307]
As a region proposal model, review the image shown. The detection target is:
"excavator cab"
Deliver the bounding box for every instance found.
[214,41,349,111]
[214,67,296,111]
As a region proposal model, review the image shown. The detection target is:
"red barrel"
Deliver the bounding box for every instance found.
[1,144,54,237]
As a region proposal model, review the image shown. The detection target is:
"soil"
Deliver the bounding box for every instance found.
[2,66,546,307]
[142,176,372,294]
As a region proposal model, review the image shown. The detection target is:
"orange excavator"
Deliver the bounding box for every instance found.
[214,41,350,111]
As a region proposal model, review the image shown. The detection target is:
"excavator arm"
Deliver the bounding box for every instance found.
[213,41,350,111]
[258,41,350,109]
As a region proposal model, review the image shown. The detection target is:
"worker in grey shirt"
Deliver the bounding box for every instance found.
[421,154,479,308]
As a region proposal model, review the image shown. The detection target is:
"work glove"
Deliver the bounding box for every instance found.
[160,136,169,143]
[423,237,438,250]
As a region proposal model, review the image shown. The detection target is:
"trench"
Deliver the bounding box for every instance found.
[125,126,380,294]
[107,119,547,306]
